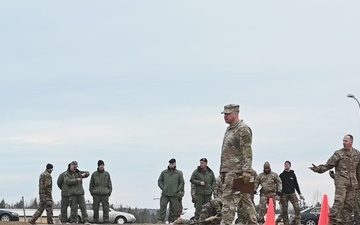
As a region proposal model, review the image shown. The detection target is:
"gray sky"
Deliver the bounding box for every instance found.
[1,1,360,209]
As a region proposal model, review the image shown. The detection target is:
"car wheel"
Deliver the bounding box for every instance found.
[0,214,11,221]
[115,216,127,224]
[305,219,317,225]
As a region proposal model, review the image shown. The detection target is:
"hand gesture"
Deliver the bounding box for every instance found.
[200,181,205,186]
[309,164,320,172]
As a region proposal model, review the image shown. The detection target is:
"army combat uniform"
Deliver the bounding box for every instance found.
[310,148,360,225]
[220,116,258,225]
[255,163,282,224]
[29,164,54,224]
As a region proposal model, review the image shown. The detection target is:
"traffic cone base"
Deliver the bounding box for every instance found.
[318,194,330,225]
[264,198,275,225]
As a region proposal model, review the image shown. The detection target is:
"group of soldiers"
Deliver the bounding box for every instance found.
[28,160,112,224]
[157,104,306,225]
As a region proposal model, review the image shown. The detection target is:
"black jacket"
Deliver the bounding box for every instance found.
[279,170,301,194]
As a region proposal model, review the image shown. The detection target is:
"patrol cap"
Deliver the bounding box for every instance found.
[70,161,79,167]
[221,104,240,114]
[200,158,208,163]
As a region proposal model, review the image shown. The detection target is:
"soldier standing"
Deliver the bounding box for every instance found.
[64,161,90,224]
[57,163,70,223]
[190,158,216,220]
[157,158,185,223]
[29,163,54,224]
[254,162,282,224]
[89,160,113,224]
[279,161,304,225]
[219,104,258,225]
[309,134,360,225]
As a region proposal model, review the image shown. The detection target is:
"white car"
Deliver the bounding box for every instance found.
[66,203,136,224]
[181,207,195,220]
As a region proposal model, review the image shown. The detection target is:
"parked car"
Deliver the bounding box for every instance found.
[290,207,321,225]
[62,203,136,224]
[0,209,20,221]
[181,207,195,220]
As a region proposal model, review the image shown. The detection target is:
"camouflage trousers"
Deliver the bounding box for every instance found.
[220,172,258,225]
[237,193,257,224]
[354,189,360,225]
[280,193,300,225]
[258,193,277,223]
[329,184,355,225]
[30,195,53,224]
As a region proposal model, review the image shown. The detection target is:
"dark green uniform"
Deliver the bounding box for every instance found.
[57,167,70,223]
[89,169,112,223]
[157,167,184,223]
[64,169,90,223]
[190,166,216,220]
[29,169,53,224]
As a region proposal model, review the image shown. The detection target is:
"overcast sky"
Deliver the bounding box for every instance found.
[1,1,360,210]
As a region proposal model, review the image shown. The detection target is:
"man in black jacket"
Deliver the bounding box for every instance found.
[279,161,304,225]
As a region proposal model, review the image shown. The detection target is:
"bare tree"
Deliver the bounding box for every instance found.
[312,190,322,206]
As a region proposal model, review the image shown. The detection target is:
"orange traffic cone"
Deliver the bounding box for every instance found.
[264,198,275,225]
[318,194,330,225]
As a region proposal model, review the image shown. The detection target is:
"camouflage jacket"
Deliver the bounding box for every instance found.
[255,171,282,195]
[220,120,253,173]
[316,148,360,187]
[158,167,184,197]
[39,170,52,198]
[64,169,90,196]
[190,166,216,196]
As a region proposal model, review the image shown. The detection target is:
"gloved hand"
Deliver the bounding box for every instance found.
[253,191,257,195]
[242,172,252,184]
[299,194,305,200]
[309,164,320,172]
[329,171,335,179]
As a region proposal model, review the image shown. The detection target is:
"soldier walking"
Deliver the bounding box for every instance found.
[219,104,258,225]
[29,163,54,224]
[190,158,216,220]
[254,162,282,225]
[309,134,360,225]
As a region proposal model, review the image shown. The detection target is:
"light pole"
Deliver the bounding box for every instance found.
[347,93,360,111]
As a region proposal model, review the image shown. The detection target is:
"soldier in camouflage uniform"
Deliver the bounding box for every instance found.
[219,104,258,225]
[29,163,54,224]
[57,163,70,223]
[310,134,360,225]
[190,158,216,220]
[279,161,304,225]
[254,162,282,224]
[64,161,90,224]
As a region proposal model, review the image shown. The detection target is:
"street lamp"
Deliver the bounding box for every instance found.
[347,93,360,110]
